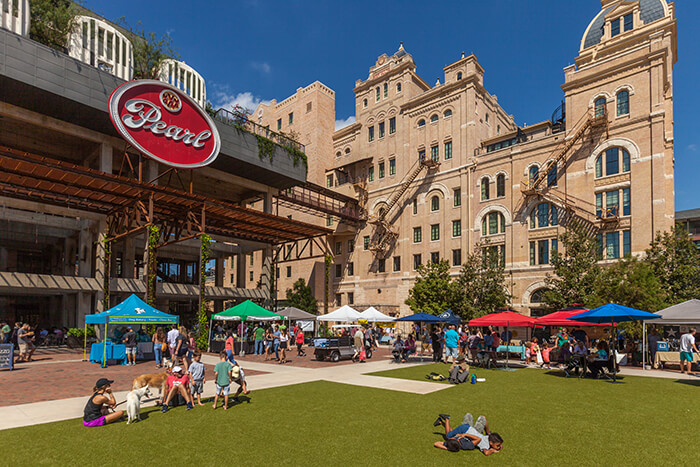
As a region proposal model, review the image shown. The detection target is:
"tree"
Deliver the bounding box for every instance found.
[116,19,178,79]
[590,256,668,313]
[405,260,456,316]
[452,245,510,320]
[543,227,601,311]
[29,0,78,52]
[645,226,700,303]
[285,278,318,314]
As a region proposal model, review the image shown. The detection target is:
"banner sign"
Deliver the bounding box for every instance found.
[0,344,14,371]
[109,80,221,169]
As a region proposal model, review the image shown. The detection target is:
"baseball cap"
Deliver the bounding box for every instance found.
[172,366,183,373]
[95,378,114,387]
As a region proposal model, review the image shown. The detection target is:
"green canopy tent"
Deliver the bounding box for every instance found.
[209,300,282,354]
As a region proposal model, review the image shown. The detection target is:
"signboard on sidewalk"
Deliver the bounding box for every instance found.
[0,344,14,370]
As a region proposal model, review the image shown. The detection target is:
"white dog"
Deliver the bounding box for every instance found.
[126,385,150,424]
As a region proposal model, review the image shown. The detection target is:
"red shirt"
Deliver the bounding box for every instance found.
[225,336,233,351]
[167,374,189,389]
[296,331,304,344]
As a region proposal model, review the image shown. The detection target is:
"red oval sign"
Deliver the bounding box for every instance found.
[109,80,221,168]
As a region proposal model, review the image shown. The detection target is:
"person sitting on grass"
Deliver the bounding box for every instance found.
[83,378,124,427]
[161,365,194,412]
[213,351,232,410]
[432,412,503,455]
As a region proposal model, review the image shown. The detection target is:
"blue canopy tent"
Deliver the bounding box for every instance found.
[85,294,178,367]
[438,309,462,326]
[568,303,659,382]
[396,312,448,361]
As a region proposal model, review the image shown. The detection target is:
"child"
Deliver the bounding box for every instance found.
[541,342,551,369]
[525,341,532,364]
[188,351,206,406]
[213,351,232,410]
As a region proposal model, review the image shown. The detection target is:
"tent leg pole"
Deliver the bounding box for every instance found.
[83,321,87,362]
[102,325,107,368]
[208,318,213,353]
[643,322,646,370]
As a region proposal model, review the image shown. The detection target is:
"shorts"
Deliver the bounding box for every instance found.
[187,350,194,359]
[18,342,33,353]
[177,346,188,357]
[215,384,230,396]
[191,380,204,395]
[125,346,137,355]
[279,342,287,350]
[680,351,694,362]
[83,416,106,427]
[445,347,459,358]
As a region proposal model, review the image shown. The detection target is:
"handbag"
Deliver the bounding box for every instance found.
[161,342,167,352]
[536,350,544,365]
[359,348,367,361]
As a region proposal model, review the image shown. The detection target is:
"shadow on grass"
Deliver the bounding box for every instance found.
[673,379,700,387]
[229,395,252,408]
[543,370,626,382]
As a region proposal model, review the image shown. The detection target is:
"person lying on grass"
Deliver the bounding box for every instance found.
[432,412,503,455]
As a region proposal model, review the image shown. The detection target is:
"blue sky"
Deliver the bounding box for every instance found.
[84,0,698,211]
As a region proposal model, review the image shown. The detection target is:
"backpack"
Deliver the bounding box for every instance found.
[426,372,446,381]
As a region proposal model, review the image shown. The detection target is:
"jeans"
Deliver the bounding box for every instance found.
[226,349,236,364]
[274,342,279,360]
[153,344,162,366]
[255,340,263,355]
[446,424,471,439]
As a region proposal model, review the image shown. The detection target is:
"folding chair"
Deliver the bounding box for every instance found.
[600,353,621,381]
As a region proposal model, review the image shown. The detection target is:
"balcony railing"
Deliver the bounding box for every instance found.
[213,108,305,153]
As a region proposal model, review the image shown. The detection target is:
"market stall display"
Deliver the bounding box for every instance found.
[209,300,282,354]
[469,310,536,369]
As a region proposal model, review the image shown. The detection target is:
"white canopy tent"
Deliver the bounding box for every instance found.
[643,299,700,369]
[316,305,361,322]
[359,306,396,322]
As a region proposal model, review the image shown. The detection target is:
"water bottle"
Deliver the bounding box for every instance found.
[471,374,476,384]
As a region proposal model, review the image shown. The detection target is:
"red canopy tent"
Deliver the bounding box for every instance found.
[468,310,536,327]
[535,308,609,327]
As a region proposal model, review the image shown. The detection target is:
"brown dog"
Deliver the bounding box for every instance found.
[132,372,169,403]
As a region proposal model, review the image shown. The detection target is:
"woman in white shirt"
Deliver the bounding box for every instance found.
[278,327,290,364]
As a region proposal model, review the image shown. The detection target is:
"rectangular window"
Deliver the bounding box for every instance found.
[376,87,380,102]
[378,162,385,179]
[250,254,254,266]
[306,102,312,113]
[431,145,439,162]
[335,241,342,255]
[326,174,333,188]
[348,239,355,252]
[606,190,619,217]
[606,148,619,175]
[606,232,619,259]
[444,141,453,160]
[452,249,462,267]
[453,189,461,207]
[596,234,604,259]
[82,22,88,49]
[286,266,292,278]
[622,149,630,172]
[596,193,603,217]
[363,236,370,250]
[413,198,418,214]
[379,122,385,138]
[389,159,396,176]
[327,216,333,226]
[551,238,558,254]
[413,227,422,243]
[335,264,342,278]
[622,188,630,216]
[368,126,374,142]
[418,149,426,162]
[97,27,104,56]
[106,33,113,60]
[276,268,280,280]
[529,241,536,266]
[413,254,422,270]
[384,83,388,98]
[378,258,386,273]
[611,18,620,37]
[393,256,401,272]
[368,166,374,182]
[623,230,631,256]
[538,203,549,228]
[336,294,342,306]
[249,271,254,282]
[389,117,396,134]
[624,13,633,31]
[430,224,440,241]
[277,118,282,130]
[431,252,440,264]
[538,239,549,265]
[347,292,354,305]
[288,112,294,125]
[596,156,603,178]
[347,262,354,276]
[452,220,462,237]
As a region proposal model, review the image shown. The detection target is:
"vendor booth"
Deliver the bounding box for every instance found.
[210,300,282,354]
[316,305,361,322]
[85,294,178,367]
[278,306,317,332]
[469,310,537,367]
[645,299,700,369]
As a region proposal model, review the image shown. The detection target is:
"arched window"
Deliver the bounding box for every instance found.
[594,97,607,117]
[481,177,490,200]
[430,114,439,123]
[345,148,351,155]
[363,99,368,108]
[376,87,380,102]
[396,82,402,93]
[335,151,341,158]
[529,288,549,316]
[431,196,440,211]
[616,90,629,116]
[496,174,506,198]
[481,211,506,236]
[457,72,463,80]
[528,166,539,186]
[443,109,452,118]
[595,147,630,178]
[529,203,559,229]
[417,119,426,128]
[530,288,547,304]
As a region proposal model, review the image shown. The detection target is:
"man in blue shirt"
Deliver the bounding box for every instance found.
[444,325,460,364]
[273,325,281,361]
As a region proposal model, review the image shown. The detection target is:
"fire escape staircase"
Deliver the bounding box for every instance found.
[520,110,613,238]
[369,158,439,255]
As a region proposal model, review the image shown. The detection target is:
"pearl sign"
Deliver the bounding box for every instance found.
[108,80,221,169]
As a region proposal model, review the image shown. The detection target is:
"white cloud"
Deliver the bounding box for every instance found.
[688,144,697,152]
[211,86,271,114]
[335,116,356,130]
[251,62,272,74]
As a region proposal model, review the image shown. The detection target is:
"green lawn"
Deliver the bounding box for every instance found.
[1,365,697,466]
